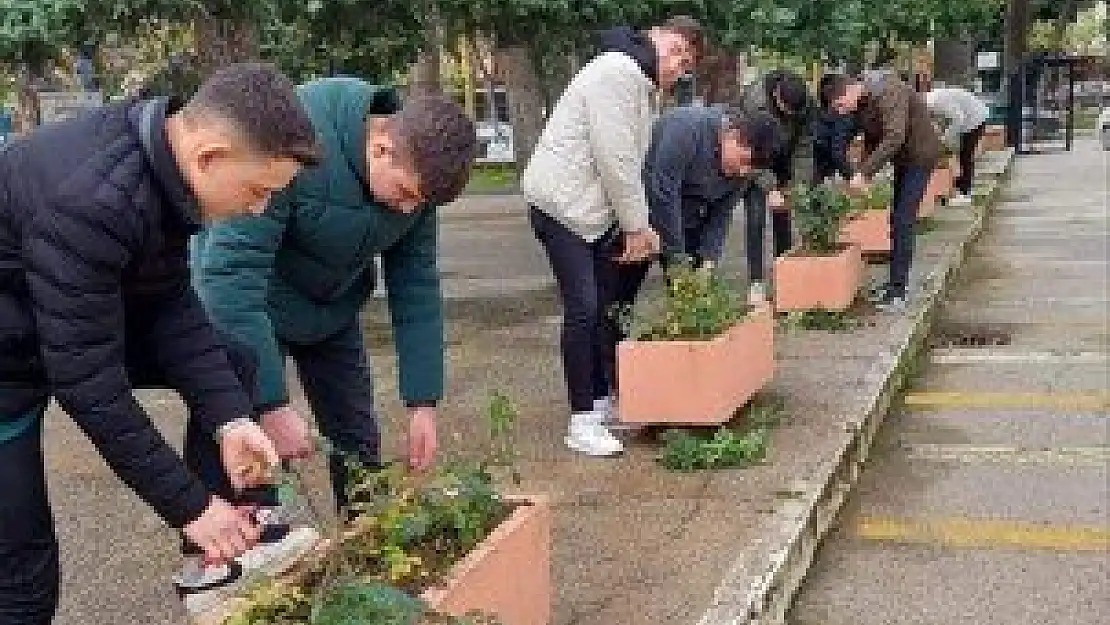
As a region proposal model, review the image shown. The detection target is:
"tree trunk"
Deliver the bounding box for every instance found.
[1004,0,1031,74]
[408,48,442,96]
[192,17,259,78]
[933,39,976,86]
[493,45,546,171]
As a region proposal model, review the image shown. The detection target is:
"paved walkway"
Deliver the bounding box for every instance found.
[47,147,1013,624]
[789,140,1109,624]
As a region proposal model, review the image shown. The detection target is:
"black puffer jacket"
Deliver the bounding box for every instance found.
[0,98,253,528]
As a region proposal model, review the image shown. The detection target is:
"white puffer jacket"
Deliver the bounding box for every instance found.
[522,51,656,242]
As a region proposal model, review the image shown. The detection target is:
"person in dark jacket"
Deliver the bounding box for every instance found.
[642,106,781,270]
[811,74,861,182]
[737,70,816,300]
[822,72,942,311]
[190,78,478,520]
[0,63,319,623]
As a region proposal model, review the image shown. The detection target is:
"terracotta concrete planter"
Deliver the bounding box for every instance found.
[978,124,1006,154]
[616,304,774,425]
[839,209,891,254]
[926,164,953,201]
[773,243,864,312]
[424,496,552,625]
[197,496,552,625]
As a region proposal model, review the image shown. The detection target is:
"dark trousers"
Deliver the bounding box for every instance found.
[187,321,382,514]
[0,419,58,625]
[888,164,932,297]
[0,334,262,621]
[529,207,648,413]
[956,124,986,195]
[742,184,793,282]
[282,322,381,511]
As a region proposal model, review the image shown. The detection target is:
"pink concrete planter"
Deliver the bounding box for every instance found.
[978,124,1006,154]
[839,209,891,254]
[917,194,937,219]
[773,243,864,312]
[424,496,552,625]
[198,496,552,625]
[926,164,953,201]
[616,304,774,425]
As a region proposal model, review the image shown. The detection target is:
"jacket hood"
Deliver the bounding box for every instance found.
[596,26,659,86]
[295,77,402,190]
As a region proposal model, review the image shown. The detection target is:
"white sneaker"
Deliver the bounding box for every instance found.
[176,523,320,616]
[749,281,768,304]
[565,412,624,456]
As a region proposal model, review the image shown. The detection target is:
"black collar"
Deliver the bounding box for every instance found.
[131,98,202,227]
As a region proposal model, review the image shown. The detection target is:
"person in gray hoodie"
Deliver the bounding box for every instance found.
[641,106,781,271]
[522,17,702,457]
[925,86,989,201]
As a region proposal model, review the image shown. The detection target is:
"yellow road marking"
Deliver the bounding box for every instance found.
[853,516,1110,551]
[904,443,1110,466]
[904,391,1110,411]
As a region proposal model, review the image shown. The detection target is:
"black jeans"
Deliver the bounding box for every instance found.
[957,123,986,195]
[530,207,648,413]
[185,321,382,514]
[742,183,793,282]
[282,322,381,511]
[0,418,58,625]
[888,164,932,298]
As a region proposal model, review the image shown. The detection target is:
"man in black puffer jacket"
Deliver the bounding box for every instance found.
[0,63,319,623]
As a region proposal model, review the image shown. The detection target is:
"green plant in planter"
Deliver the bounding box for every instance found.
[223,394,521,625]
[789,183,855,254]
[617,259,749,341]
[862,179,893,211]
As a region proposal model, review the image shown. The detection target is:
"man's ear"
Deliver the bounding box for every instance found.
[194,142,232,173]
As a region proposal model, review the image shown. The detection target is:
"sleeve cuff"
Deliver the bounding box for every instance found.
[162,479,212,529]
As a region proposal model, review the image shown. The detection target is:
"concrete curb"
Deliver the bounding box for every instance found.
[694,148,1017,625]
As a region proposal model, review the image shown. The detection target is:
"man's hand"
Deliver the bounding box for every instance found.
[407,405,438,472]
[767,188,787,210]
[183,496,261,563]
[849,173,870,193]
[218,419,281,491]
[260,406,315,461]
[616,228,660,263]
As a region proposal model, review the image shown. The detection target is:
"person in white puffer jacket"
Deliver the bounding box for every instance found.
[522,17,702,457]
[925,87,990,202]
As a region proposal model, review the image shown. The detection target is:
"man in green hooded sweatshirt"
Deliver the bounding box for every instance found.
[188,77,476,590]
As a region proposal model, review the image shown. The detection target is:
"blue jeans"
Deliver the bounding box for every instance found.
[742,183,793,282]
[888,164,933,297]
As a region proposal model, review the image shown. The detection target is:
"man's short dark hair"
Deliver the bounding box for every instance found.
[183,62,321,166]
[721,108,782,169]
[772,72,812,118]
[391,95,478,206]
[819,73,855,109]
[659,15,706,61]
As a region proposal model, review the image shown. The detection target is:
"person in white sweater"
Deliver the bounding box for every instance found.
[522,17,702,456]
[925,87,990,201]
